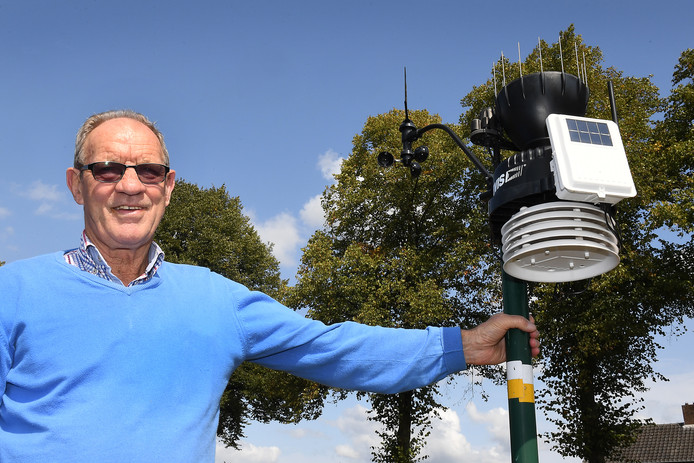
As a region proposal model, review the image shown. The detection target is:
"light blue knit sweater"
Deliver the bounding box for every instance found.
[0,252,465,462]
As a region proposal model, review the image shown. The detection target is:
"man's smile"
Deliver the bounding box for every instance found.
[114,205,146,210]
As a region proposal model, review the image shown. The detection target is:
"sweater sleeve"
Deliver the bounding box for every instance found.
[0,266,16,402]
[0,326,9,402]
[230,284,466,394]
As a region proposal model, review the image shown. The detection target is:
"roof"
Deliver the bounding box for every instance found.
[608,423,694,463]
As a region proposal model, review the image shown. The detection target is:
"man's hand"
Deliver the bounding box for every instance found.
[461,313,540,365]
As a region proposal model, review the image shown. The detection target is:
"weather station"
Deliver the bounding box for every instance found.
[376,37,637,463]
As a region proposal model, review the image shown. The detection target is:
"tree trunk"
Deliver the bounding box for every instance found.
[396,390,413,462]
[579,367,606,463]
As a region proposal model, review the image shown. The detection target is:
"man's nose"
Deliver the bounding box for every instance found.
[116,166,147,192]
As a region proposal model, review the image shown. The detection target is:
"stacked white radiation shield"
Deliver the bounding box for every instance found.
[501,202,619,283]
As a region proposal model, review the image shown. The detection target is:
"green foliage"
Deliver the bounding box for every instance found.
[649,48,694,235]
[288,109,499,462]
[293,109,498,329]
[460,27,694,463]
[369,389,440,463]
[154,179,328,449]
[217,363,328,448]
[156,180,286,298]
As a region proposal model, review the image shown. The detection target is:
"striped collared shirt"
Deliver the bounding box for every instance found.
[63,231,165,287]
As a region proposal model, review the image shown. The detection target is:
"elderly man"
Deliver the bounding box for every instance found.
[0,110,539,462]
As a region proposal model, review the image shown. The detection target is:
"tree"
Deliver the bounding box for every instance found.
[650,48,694,234]
[459,27,694,463]
[603,48,694,463]
[155,180,286,298]
[154,179,328,448]
[288,109,498,462]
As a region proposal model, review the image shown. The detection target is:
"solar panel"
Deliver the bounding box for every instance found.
[566,118,613,146]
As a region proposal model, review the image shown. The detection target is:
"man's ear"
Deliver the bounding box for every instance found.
[164,169,176,207]
[66,167,85,205]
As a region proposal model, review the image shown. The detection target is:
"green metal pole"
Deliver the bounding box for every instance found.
[502,269,539,463]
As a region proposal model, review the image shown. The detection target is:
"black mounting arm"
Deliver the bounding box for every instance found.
[401,120,493,180]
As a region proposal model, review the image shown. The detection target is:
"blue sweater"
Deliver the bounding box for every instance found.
[0,252,466,462]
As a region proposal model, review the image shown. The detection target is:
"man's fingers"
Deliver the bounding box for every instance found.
[500,313,536,333]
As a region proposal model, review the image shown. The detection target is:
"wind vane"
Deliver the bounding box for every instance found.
[377,67,491,180]
[404,67,409,121]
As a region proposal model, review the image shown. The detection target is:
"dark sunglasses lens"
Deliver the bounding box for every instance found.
[92,162,126,182]
[135,164,168,183]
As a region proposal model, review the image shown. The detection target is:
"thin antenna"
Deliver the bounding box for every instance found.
[538,37,543,74]
[493,62,498,96]
[608,81,619,124]
[582,51,588,84]
[501,51,507,86]
[559,33,565,74]
[518,42,523,78]
[574,42,580,80]
[501,51,509,105]
[539,36,546,95]
[404,67,409,120]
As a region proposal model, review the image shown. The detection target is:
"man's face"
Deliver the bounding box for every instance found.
[66,118,176,255]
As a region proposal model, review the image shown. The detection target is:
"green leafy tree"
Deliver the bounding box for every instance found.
[155,180,286,297]
[154,179,328,449]
[288,109,497,462]
[650,48,694,234]
[460,27,694,463]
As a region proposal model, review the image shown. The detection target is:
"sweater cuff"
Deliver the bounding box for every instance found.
[441,326,466,373]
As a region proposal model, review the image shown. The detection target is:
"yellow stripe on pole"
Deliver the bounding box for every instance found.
[506,360,535,403]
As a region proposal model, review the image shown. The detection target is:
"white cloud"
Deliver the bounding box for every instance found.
[24,180,63,202]
[0,226,17,253]
[11,180,80,220]
[0,207,10,219]
[252,212,302,268]
[216,440,280,463]
[335,444,360,459]
[299,194,325,229]
[244,150,343,277]
[0,226,14,240]
[288,428,308,439]
[331,404,380,461]
[640,369,694,423]
[285,425,327,441]
[227,393,581,463]
[465,402,510,449]
[424,405,514,463]
[317,149,344,181]
[425,408,474,462]
[34,202,81,220]
[35,202,56,216]
[325,402,513,463]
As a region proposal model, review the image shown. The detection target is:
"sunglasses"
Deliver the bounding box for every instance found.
[79,162,170,184]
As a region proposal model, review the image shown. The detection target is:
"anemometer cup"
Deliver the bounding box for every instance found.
[377,151,395,168]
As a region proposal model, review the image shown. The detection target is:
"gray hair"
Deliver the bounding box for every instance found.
[74,110,170,167]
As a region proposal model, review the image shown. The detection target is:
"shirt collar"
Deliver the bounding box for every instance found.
[78,230,165,285]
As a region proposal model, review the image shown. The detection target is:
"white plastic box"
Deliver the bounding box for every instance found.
[546,114,637,204]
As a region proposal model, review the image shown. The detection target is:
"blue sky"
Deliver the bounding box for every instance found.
[1,1,692,462]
